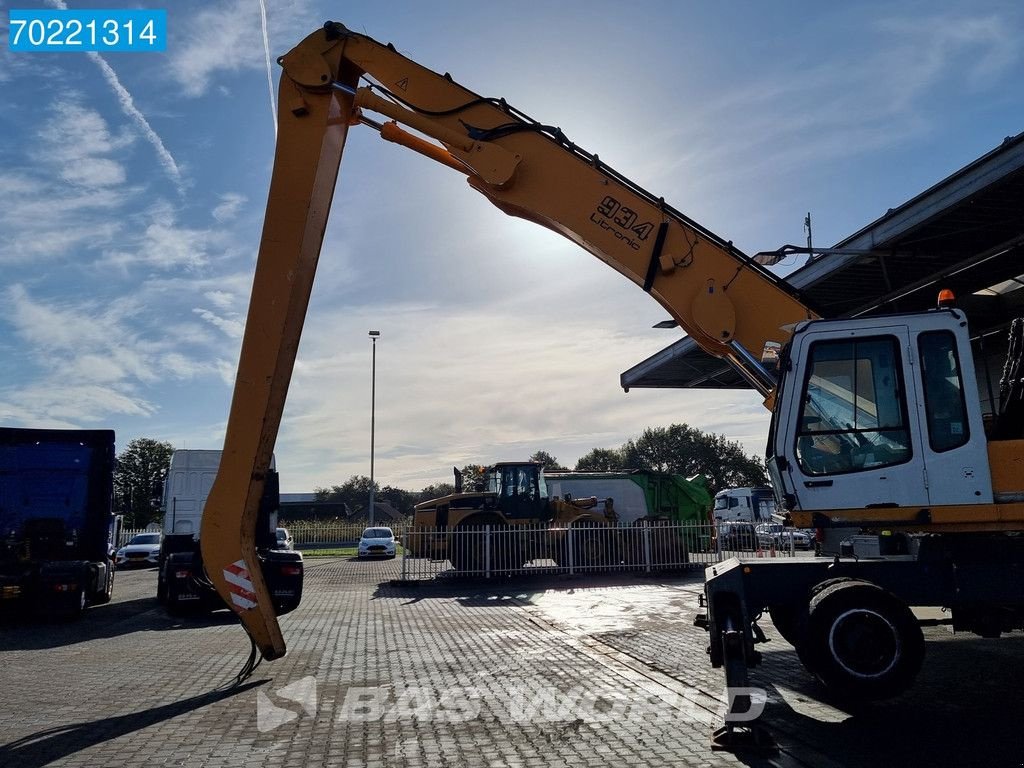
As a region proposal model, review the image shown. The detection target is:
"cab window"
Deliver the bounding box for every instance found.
[516,466,537,501]
[796,336,911,475]
[918,331,969,452]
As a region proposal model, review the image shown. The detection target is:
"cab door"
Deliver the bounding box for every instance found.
[773,323,929,512]
[909,320,992,505]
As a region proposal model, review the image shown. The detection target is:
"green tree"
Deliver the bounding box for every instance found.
[316,475,379,515]
[620,424,767,492]
[379,485,416,516]
[574,447,626,471]
[417,482,457,503]
[114,438,174,528]
[460,463,485,490]
[529,451,565,471]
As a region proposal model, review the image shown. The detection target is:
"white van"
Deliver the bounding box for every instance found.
[712,487,777,523]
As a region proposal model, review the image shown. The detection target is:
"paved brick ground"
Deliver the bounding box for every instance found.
[1,559,1023,767]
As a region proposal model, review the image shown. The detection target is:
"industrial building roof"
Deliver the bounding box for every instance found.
[621,130,1024,391]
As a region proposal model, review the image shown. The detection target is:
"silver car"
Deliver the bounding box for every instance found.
[115,532,162,567]
[755,523,812,550]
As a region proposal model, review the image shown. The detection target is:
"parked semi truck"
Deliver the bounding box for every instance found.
[711,487,777,524]
[546,470,712,525]
[198,26,1024,747]
[158,450,303,616]
[0,428,116,619]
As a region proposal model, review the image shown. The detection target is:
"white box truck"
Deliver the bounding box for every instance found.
[157,449,303,615]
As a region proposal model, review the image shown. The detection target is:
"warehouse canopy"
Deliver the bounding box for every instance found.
[621,130,1024,393]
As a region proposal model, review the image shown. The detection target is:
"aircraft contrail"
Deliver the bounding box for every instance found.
[45,0,185,193]
[258,0,278,139]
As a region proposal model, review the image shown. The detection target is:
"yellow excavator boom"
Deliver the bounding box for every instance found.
[200,22,816,660]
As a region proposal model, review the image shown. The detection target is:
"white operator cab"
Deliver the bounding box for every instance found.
[768,308,993,515]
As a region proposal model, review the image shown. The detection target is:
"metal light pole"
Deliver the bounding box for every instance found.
[368,330,380,525]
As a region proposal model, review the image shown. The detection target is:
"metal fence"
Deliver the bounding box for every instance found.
[397,521,803,581]
[116,528,159,548]
[117,522,413,550]
[286,522,410,549]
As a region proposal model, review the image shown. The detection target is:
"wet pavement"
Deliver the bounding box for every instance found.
[1,559,1022,767]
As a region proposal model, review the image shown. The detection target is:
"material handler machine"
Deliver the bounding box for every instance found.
[201,21,1024,747]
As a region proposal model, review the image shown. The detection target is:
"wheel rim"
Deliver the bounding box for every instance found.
[828,607,900,678]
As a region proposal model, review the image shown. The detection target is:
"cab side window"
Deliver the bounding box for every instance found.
[918,331,969,452]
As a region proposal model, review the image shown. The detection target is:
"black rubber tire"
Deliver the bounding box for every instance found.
[450,518,510,574]
[795,577,868,673]
[450,527,486,573]
[92,568,114,605]
[575,529,605,568]
[156,568,168,604]
[768,603,805,647]
[574,522,621,569]
[165,575,189,616]
[802,579,924,701]
[488,525,522,575]
[62,585,87,620]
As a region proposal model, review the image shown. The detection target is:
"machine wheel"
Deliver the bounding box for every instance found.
[572,522,618,569]
[450,527,484,573]
[450,518,516,574]
[165,574,189,616]
[92,567,114,605]
[61,585,88,620]
[801,579,924,700]
[489,526,522,574]
[767,604,805,647]
[156,567,168,604]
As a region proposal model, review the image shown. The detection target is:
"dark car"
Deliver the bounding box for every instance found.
[718,522,758,552]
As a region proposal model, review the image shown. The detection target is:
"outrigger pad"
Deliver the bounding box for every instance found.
[710,724,777,753]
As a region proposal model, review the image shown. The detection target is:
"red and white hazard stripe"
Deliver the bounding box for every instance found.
[223,560,258,611]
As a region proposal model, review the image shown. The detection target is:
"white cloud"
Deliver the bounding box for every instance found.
[876,14,1018,100]
[204,289,238,310]
[35,102,133,188]
[643,9,1022,207]
[273,296,769,490]
[212,192,247,222]
[0,383,158,427]
[193,307,245,339]
[99,200,229,271]
[167,0,315,98]
[44,0,184,192]
[0,285,228,426]
[0,102,134,264]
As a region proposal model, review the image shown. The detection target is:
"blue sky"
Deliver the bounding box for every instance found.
[1,0,1022,491]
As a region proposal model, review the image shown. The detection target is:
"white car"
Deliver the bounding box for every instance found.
[116,532,162,567]
[358,527,396,559]
[276,527,293,550]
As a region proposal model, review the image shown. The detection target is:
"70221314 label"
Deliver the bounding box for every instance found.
[7,9,167,52]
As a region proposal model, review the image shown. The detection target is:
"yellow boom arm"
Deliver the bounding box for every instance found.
[200,22,816,660]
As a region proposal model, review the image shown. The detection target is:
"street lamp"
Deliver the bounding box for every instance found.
[368,330,380,525]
